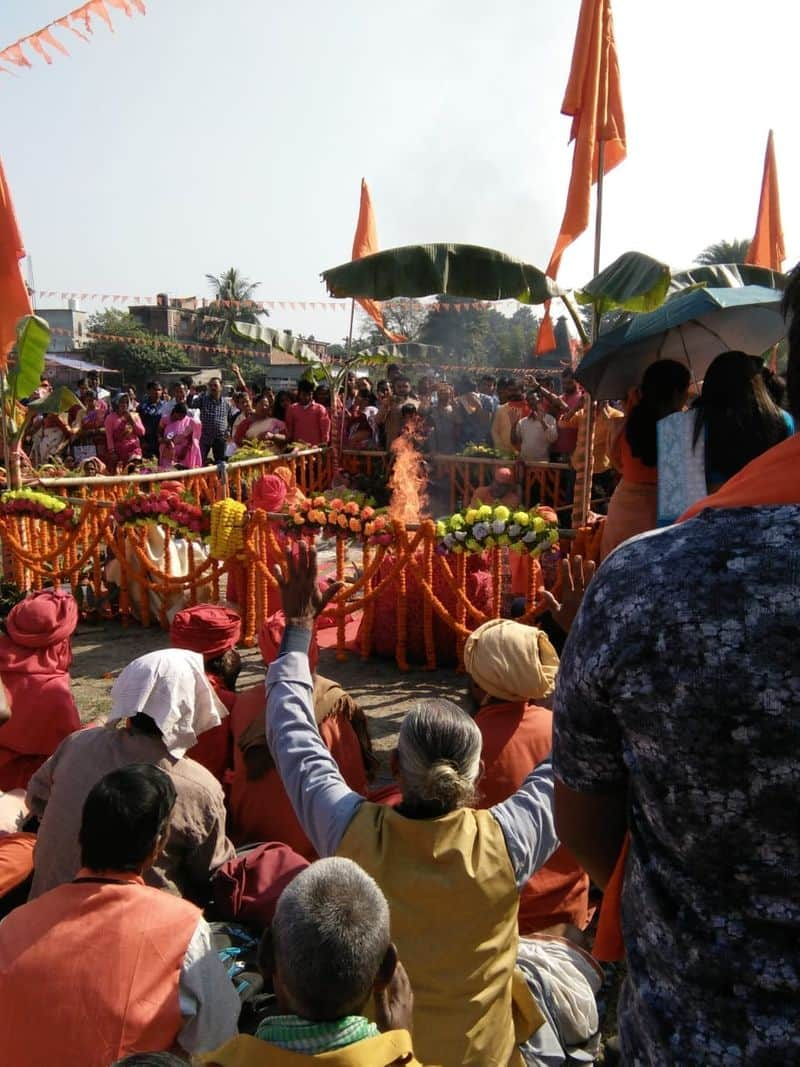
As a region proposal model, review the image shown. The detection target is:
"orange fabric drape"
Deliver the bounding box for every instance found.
[745,130,785,272]
[536,0,626,355]
[351,178,405,344]
[0,158,33,370]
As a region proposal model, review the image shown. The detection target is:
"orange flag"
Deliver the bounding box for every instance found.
[351,178,405,343]
[745,130,785,272]
[0,158,33,369]
[537,0,626,354]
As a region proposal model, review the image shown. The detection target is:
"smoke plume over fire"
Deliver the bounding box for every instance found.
[388,433,428,525]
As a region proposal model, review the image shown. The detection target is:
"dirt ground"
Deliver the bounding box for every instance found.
[70,617,470,781]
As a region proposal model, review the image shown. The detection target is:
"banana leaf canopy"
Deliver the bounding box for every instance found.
[576,285,785,400]
[322,243,560,304]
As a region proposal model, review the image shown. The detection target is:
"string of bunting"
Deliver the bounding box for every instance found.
[0,0,146,77]
[33,290,514,314]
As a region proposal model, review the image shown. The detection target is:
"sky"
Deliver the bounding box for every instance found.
[3,0,800,348]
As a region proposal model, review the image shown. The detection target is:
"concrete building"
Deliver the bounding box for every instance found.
[35,302,89,352]
[128,294,199,340]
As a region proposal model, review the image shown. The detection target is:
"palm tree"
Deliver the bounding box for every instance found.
[694,238,751,265]
[205,267,261,304]
[198,267,266,345]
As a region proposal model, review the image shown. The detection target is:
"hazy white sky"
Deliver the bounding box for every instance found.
[3,0,799,345]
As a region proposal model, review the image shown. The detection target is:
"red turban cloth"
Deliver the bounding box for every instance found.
[258,611,320,672]
[250,474,288,513]
[0,590,80,791]
[171,604,242,659]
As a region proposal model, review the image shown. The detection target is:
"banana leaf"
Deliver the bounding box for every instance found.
[354,342,443,361]
[577,251,671,314]
[7,315,50,404]
[322,244,560,304]
[231,321,321,363]
[668,263,786,296]
[28,385,82,414]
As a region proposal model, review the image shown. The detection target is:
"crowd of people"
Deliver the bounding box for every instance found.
[0,268,798,1063]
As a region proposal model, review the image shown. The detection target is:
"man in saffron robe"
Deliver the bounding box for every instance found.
[0,764,239,1066]
[0,589,80,791]
[464,617,590,935]
[229,612,376,856]
[170,604,242,783]
[199,857,422,1067]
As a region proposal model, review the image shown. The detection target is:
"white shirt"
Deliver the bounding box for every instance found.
[518,413,558,462]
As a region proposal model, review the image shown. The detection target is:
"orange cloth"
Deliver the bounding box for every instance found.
[618,432,656,485]
[250,474,288,513]
[745,130,785,271]
[0,157,33,368]
[593,835,629,962]
[0,590,80,791]
[680,432,800,520]
[0,831,35,898]
[0,871,199,1067]
[187,675,235,785]
[351,178,405,344]
[229,680,369,856]
[471,485,521,510]
[537,0,626,355]
[475,701,589,934]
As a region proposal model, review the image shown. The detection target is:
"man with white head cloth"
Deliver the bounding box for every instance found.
[27,648,234,902]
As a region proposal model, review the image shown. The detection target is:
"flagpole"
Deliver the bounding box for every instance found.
[573,141,605,530]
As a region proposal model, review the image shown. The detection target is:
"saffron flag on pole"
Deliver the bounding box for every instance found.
[745,130,785,272]
[351,178,406,343]
[536,0,626,354]
[0,158,33,370]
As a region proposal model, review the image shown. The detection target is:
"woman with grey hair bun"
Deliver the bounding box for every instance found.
[265,544,560,1067]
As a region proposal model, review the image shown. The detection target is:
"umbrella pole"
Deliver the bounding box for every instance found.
[573,142,606,529]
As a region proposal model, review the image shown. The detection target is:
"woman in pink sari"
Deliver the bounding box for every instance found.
[104,394,145,473]
[158,403,202,469]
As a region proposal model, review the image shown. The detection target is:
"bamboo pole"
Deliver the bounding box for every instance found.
[572,140,605,529]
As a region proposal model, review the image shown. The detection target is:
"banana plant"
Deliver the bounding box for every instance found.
[2,315,51,488]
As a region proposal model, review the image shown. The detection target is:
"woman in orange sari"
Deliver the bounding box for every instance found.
[600,360,690,561]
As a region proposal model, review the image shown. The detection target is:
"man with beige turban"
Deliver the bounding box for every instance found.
[464,619,589,935]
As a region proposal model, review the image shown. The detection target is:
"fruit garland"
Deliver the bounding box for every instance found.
[209,498,247,560]
[436,504,559,556]
[0,488,77,528]
[113,489,210,542]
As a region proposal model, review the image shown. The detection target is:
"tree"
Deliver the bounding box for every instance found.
[197,267,266,346]
[85,309,189,384]
[694,238,751,265]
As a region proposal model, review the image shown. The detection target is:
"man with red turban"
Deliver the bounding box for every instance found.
[228,612,376,857]
[170,604,242,783]
[0,590,80,791]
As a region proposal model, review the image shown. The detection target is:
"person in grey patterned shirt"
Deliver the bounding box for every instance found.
[552,503,800,1064]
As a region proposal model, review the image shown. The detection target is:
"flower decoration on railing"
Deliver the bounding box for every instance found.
[286,494,391,543]
[459,443,516,459]
[436,504,559,555]
[0,488,77,527]
[113,490,210,542]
